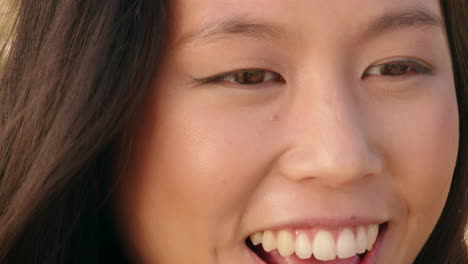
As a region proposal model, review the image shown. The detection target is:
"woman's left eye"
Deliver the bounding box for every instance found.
[202,70,284,85]
[363,60,431,78]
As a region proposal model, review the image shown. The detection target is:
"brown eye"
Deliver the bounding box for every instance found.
[217,70,283,85]
[363,59,431,78]
[380,63,410,76]
[365,63,412,77]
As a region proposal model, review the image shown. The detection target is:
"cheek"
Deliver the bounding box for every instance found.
[117,90,279,262]
[374,87,458,260]
[146,96,273,218]
[392,98,458,215]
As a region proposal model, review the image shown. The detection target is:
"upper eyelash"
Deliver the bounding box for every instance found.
[364,59,432,76]
[194,68,276,84]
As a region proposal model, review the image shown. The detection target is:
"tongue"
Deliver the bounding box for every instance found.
[253,244,361,264]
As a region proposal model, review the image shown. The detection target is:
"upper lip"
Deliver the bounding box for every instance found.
[243,191,392,239]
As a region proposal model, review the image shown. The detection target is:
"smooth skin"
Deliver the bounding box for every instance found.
[114,0,458,263]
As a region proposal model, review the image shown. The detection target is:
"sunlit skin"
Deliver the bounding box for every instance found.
[114,0,458,263]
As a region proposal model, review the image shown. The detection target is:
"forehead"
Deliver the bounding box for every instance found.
[169,0,442,43]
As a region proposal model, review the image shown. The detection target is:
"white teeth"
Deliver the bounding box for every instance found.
[250,232,263,246]
[366,224,379,251]
[295,233,313,259]
[249,224,380,260]
[277,230,295,257]
[356,226,367,254]
[312,230,337,261]
[336,228,357,259]
[262,230,276,252]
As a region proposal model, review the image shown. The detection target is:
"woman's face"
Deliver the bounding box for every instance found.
[115,0,458,263]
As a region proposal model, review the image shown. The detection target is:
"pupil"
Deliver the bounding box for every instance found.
[382,64,409,76]
[237,71,265,84]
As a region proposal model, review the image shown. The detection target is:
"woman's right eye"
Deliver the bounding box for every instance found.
[205,70,284,85]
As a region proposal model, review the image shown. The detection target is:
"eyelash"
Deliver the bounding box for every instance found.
[198,69,284,86]
[363,59,432,78]
[197,59,432,86]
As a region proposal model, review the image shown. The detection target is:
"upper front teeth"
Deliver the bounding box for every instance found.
[249,224,379,261]
[336,228,356,259]
[277,230,295,256]
[313,230,336,260]
[295,233,312,259]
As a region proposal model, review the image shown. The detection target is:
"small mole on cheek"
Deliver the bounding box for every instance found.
[271,114,280,121]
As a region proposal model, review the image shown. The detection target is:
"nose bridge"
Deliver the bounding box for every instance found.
[276,72,382,186]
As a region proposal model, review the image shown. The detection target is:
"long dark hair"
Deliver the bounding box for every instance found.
[0,0,466,263]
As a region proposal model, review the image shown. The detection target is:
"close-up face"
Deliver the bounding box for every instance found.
[114,0,459,263]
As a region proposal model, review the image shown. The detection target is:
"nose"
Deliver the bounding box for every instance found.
[275,75,383,187]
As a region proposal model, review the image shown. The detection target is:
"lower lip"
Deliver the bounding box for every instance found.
[247,223,388,264]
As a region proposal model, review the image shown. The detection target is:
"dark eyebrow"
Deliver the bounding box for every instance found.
[174,5,443,48]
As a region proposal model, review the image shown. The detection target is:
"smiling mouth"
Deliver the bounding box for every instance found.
[246,223,388,264]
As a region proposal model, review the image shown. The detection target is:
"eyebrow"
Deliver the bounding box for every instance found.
[174,17,286,47]
[367,5,442,34]
[175,5,443,48]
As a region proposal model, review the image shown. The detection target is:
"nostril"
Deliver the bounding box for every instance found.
[275,144,382,187]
